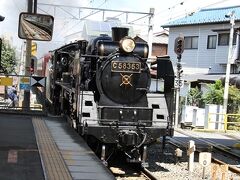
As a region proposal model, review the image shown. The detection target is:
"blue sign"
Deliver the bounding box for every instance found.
[20,83,31,90]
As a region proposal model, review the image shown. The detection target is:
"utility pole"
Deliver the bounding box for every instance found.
[233,28,240,63]
[174,36,184,128]
[0,15,5,72]
[148,8,154,58]
[223,11,235,114]
[23,0,37,108]
[0,38,2,70]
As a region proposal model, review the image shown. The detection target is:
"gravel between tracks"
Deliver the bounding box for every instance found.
[147,143,240,180]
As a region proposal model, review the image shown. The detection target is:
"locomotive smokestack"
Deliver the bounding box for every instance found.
[112,27,129,41]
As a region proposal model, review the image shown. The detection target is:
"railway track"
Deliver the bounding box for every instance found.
[106,128,240,180]
[21,19,51,40]
[107,151,159,180]
[168,129,240,175]
[175,129,240,158]
[111,164,159,180]
[141,167,159,180]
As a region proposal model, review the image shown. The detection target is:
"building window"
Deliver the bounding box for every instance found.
[218,33,236,46]
[184,36,198,49]
[207,35,217,49]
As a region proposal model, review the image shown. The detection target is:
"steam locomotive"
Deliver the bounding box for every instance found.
[46,27,174,165]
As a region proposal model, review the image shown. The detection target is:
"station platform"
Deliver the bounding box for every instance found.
[0,113,114,180]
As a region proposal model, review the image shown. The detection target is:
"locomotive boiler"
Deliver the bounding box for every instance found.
[46,27,174,165]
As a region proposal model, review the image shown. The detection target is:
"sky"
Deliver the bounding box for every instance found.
[0,0,239,58]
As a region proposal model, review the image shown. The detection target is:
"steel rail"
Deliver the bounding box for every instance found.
[168,130,240,174]
[141,166,159,180]
[175,129,240,159]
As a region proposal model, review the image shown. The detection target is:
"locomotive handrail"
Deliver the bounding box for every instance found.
[56,50,76,59]
[82,118,168,124]
[82,119,149,127]
[136,88,148,91]
[98,106,152,109]
[81,54,108,58]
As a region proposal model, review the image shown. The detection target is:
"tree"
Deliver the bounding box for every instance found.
[187,87,202,106]
[228,85,240,113]
[1,38,16,74]
[203,80,224,105]
[225,85,240,130]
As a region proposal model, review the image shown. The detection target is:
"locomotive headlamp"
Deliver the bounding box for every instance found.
[120,37,135,53]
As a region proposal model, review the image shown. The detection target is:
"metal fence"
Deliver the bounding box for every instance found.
[208,113,240,131]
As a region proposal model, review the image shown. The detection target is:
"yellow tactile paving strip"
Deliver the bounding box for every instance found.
[32,116,72,180]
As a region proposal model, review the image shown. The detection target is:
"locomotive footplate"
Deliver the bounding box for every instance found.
[82,122,173,144]
[81,106,173,144]
[98,106,153,126]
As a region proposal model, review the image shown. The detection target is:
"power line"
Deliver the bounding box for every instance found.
[11,0,24,13]
[90,0,108,8]
[97,0,108,8]
[155,1,185,16]
[54,0,109,40]
[54,0,111,41]
[52,20,71,41]
[39,2,151,42]
[154,0,230,25]
[155,0,230,20]
[37,6,50,15]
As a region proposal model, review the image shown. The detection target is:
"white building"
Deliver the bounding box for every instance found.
[162,6,240,75]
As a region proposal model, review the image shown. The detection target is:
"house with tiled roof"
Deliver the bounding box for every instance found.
[162,6,240,75]
[134,30,169,57]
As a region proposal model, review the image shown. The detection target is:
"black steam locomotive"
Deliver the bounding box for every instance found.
[46,27,174,165]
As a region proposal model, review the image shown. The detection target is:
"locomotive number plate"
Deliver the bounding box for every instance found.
[111,61,141,73]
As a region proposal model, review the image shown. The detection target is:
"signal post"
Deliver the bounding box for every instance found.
[174,36,184,128]
[23,0,37,108]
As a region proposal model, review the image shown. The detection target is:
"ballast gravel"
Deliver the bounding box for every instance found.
[147,143,240,180]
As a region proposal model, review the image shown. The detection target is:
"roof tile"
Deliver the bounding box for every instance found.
[162,6,240,27]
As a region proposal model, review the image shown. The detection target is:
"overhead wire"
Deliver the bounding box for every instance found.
[53,0,109,41]
[154,0,185,16]
[154,0,230,23]
[11,0,22,13]
[134,0,231,34]
[41,0,233,42]
[37,0,77,41]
